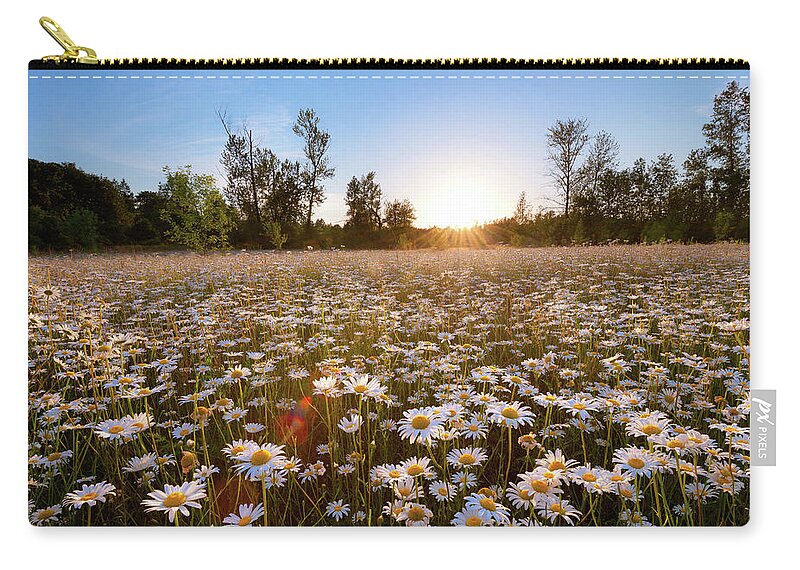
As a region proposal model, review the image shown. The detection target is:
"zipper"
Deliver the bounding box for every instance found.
[32,16,749,70]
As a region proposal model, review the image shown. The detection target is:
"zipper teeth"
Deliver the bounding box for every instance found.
[30,57,750,69]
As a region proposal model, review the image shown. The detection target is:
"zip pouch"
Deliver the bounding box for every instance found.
[28,17,751,527]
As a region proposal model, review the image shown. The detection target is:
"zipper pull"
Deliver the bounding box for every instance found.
[39,16,98,64]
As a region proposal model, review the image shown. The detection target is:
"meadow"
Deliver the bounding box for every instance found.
[27,244,750,526]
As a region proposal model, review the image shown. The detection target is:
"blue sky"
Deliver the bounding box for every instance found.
[28,69,749,228]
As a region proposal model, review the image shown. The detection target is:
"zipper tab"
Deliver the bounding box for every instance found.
[39,16,98,65]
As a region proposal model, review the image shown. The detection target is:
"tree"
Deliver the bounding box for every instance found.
[218,111,265,227]
[160,166,235,252]
[512,191,533,225]
[345,172,383,230]
[384,198,416,229]
[61,208,100,250]
[261,152,305,230]
[648,153,678,219]
[546,118,590,217]
[293,109,334,229]
[263,220,288,250]
[575,131,619,218]
[702,81,750,216]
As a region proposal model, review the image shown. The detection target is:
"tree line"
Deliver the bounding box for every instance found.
[503,80,749,245]
[28,81,748,251]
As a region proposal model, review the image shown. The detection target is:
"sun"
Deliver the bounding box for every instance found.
[413,179,510,229]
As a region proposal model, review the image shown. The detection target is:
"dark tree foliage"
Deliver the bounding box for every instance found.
[28,159,135,250]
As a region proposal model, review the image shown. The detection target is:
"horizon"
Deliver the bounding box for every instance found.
[28,69,748,228]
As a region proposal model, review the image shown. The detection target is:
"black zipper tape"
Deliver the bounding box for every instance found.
[28,57,749,70]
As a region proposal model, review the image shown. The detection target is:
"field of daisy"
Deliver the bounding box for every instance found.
[27,243,750,527]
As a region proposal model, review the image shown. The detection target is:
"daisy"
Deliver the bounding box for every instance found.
[626,413,672,439]
[326,500,350,521]
[342,374,385,398]
[613,447,658,478]
[171,422,196,440]
[446,447,488,469]
[428,480,456,502]
[559,397,601,420]
[37,449,73,468]
[400,456,435,479]
[536,496,582,525]
[571,464,603,489]
[223,407,248,423]
[338,413,363,433]
[312,376,341,398]
[464,492,511,525]
[397,406,444,445]
[30,504,62,525]
[142,481,207,523]
[393,478,424,501]
[536,449,579,474]
[233,443,286,480]
[223,503,265,526]
[94,417,133,441]
[517,469,563,500]
[63,481,116,510]
[375,464,410,486]
[448,469,477,491]
[243,422,266,434]
[225,366,251,381]
[396,502,433,526]
[193,464,220,482]
[460,417,488,440]
[451,506,492,526]
[123,452,158,473]
[506,482,537,510]
[487,401,536,429]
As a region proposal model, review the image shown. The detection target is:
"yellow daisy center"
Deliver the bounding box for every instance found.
[163,492,186,508]
[109,425,125,434]
[37,509,55,520]
[582,473,597,482]
[642,425,662,435]
[519,489,532,500]
[353,384,368,393]
[47,452,62,461]
[478,497,496,511]
[388,469,401,478]
[550,503,566,514]
[627,457,645,469]
[459,453,476,465]
[231,446,246,455]
[501,407,520,419]
[548,460,566,471]
[237,515,252,526]
[573,403,587,410]
[465,516,483,526]
[410,415,431,430]
[530,480,549,493]
[230,369,243,378]
[407,506,426,522]
[80,492,98,502]
[407,464,424,477]
[251,450,272,466]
